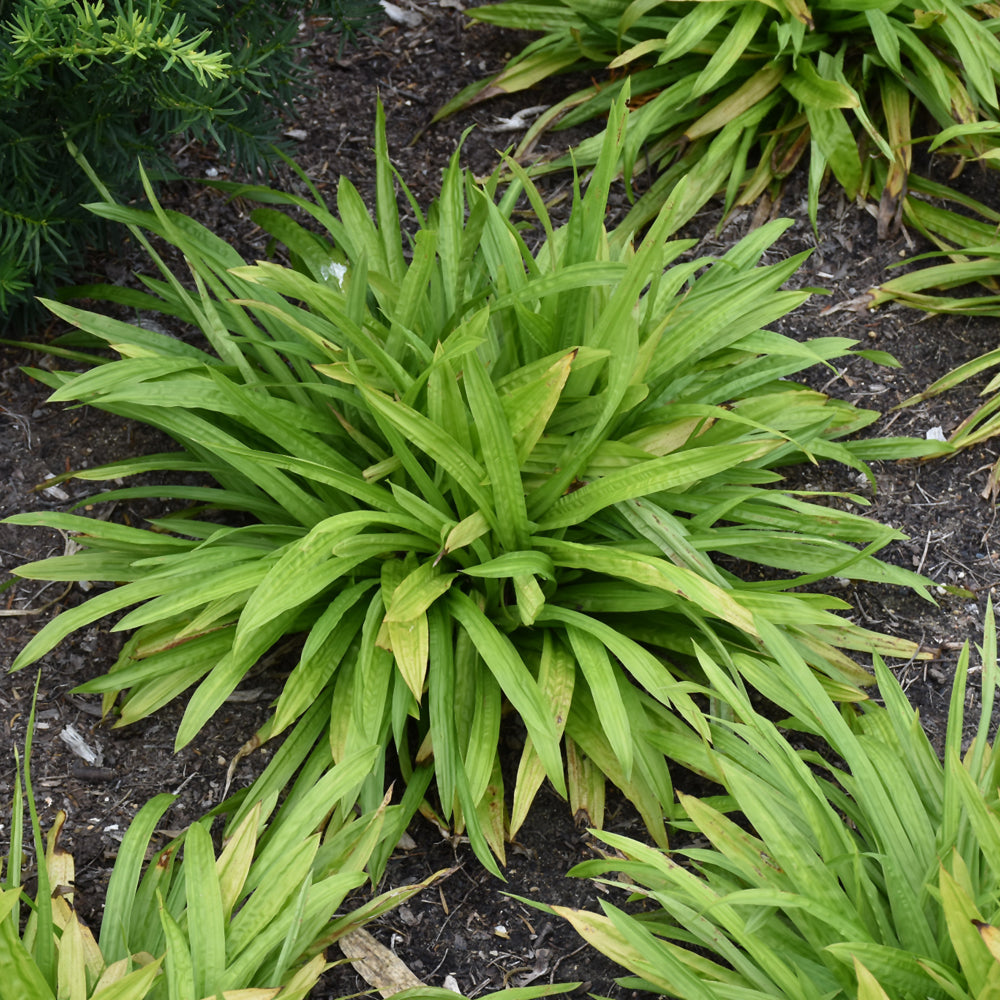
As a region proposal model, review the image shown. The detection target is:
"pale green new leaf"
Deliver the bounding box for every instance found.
[448,590,566,797]
[183,822,226,998]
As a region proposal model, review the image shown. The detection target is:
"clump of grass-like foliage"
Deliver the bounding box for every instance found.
[554,606,1000,1000]
[4,96,941,872]
[437,0,1000,243]
[2,691,445,1000]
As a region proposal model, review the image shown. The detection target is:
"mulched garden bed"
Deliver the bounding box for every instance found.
[2,2,998,996]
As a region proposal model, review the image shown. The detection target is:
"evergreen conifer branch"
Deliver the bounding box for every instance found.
[0,0,384,330]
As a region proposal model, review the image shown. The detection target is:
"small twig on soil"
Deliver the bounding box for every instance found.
[916,530,933,576]
[879,408,905,434]
[0,580,73,616]
[171,771,200,796]
[548,940,592,979]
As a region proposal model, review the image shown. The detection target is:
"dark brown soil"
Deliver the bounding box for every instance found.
[1,2,998,997]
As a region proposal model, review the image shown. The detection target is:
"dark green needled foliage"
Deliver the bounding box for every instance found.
[0,0,382,327]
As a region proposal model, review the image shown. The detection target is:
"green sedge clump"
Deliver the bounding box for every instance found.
[437,0,1000,244]
[6,96,939,871]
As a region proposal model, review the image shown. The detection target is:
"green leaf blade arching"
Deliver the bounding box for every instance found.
[536,441,780,530]
[565,624,634,780]
[360,383,496,520]
[99,793,177,962]
[448,590,566,799]
[463,349,531,551]
[183,821,226,998]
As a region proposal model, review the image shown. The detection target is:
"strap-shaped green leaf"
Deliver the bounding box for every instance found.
[183,821,226,998]
[159,891,195,1000]
[204,444,400,516]
[175,608,299,749]
[235,511,414,649]
[826,941,956,995]
[539,538,757,636]
[95,793,174,961]
[782,57,859,110]
[250,746,379,882]
[694,2,768,97]
[537,441,777,530]
[805,104,862,198]
[464,352,531,549]
[271,587,371,735]
[462,551,554,580]
[113,557,273,634]
[511,635,574,837]
[40,296,209,361]
[7,564,210,671]
[374,98,406,282]
[361,383,495,518]
[566,624,633,780]
[75,627,233,697]
[464,669,502,803]
[540,603,709,740]
[385,561,458,622]
[448,590,566,797]
[390,228,438,334]
[427,602,460,819]
[425,347,474,466]
[226,839,318,960]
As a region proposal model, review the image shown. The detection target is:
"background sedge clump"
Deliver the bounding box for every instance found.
[438,0,1000,246]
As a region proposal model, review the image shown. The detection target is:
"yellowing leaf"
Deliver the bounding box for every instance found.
[549,906,670,991]
[56,916,87,1000]
[513,573,546,625]
[854,957,893,1000]
[685,63,785,141]
[510,635,575,838]
[977,921,1000,964]
[273,955,328,1000]
[940,862,993,994]
[503,349,575,464]
[474,758,507,865]
[91,957,163,999]
[623,417,706,456]
[216,802,260,920]
[387,614,429,699]
[567,736,605,830]
[441,510,490,555]
[914,8,948,28]
[384,562,456,623]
